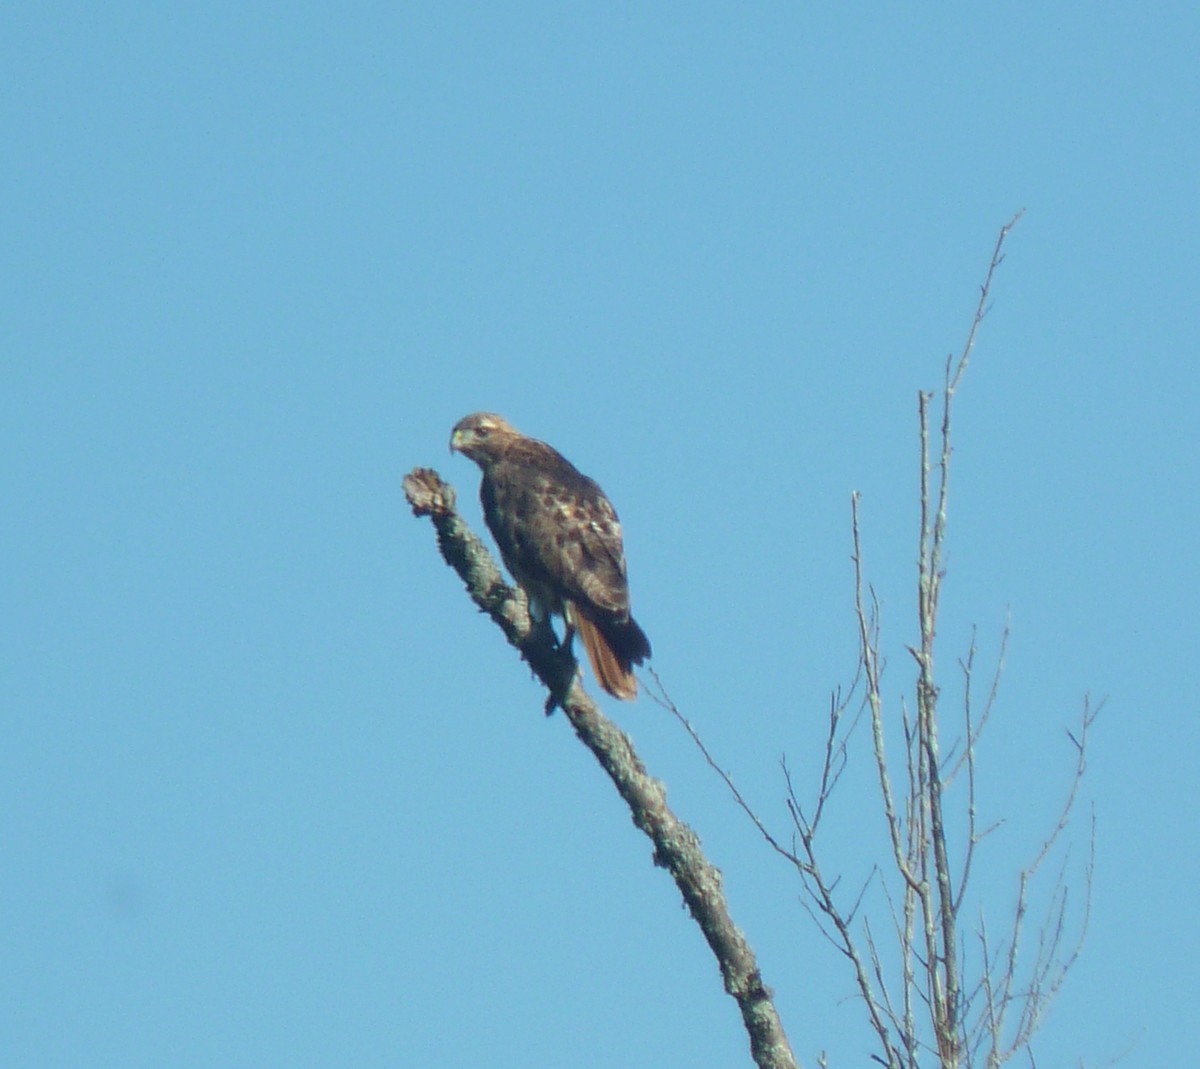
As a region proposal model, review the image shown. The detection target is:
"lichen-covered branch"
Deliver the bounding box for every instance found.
[403,467,800,1069]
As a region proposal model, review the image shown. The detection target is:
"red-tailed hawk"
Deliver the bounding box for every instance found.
[450,412,651,699]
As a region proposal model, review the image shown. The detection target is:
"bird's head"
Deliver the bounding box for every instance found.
[449,411,517,464]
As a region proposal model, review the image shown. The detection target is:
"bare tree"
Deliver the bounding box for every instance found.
[659,212,1098,1068]
[405,214,1096,1069]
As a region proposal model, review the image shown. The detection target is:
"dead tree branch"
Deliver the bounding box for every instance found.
[404,467,800,1069]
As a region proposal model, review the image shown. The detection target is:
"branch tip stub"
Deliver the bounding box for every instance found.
[402,467,456,517]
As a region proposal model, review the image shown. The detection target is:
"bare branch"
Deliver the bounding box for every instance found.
[770,212,1097,1069]
[405,469,800,1069]
[946,210,1025,395]
[646,668,801,868]
[854,494,921,895]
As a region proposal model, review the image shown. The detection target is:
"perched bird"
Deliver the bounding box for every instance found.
[450,412,651,699]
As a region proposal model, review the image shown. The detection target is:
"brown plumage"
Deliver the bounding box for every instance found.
[450,412,651,699]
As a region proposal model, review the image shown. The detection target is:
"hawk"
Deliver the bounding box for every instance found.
[450,412,651,699]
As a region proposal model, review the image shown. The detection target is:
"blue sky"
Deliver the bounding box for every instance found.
[4,5,1197,1066]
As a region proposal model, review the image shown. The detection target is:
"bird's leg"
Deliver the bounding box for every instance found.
[528,592,577,672]
[560,606,584,689]
[560,603,584,660]
[525,590,547,624]
[542,609,580,717]
[524,591,560,648]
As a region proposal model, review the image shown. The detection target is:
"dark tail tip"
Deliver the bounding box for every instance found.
[614,617,651,666]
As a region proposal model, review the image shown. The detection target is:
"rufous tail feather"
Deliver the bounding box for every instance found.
[574,614,638,700]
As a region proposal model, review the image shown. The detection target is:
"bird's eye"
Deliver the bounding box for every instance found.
[476,425,490,438]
